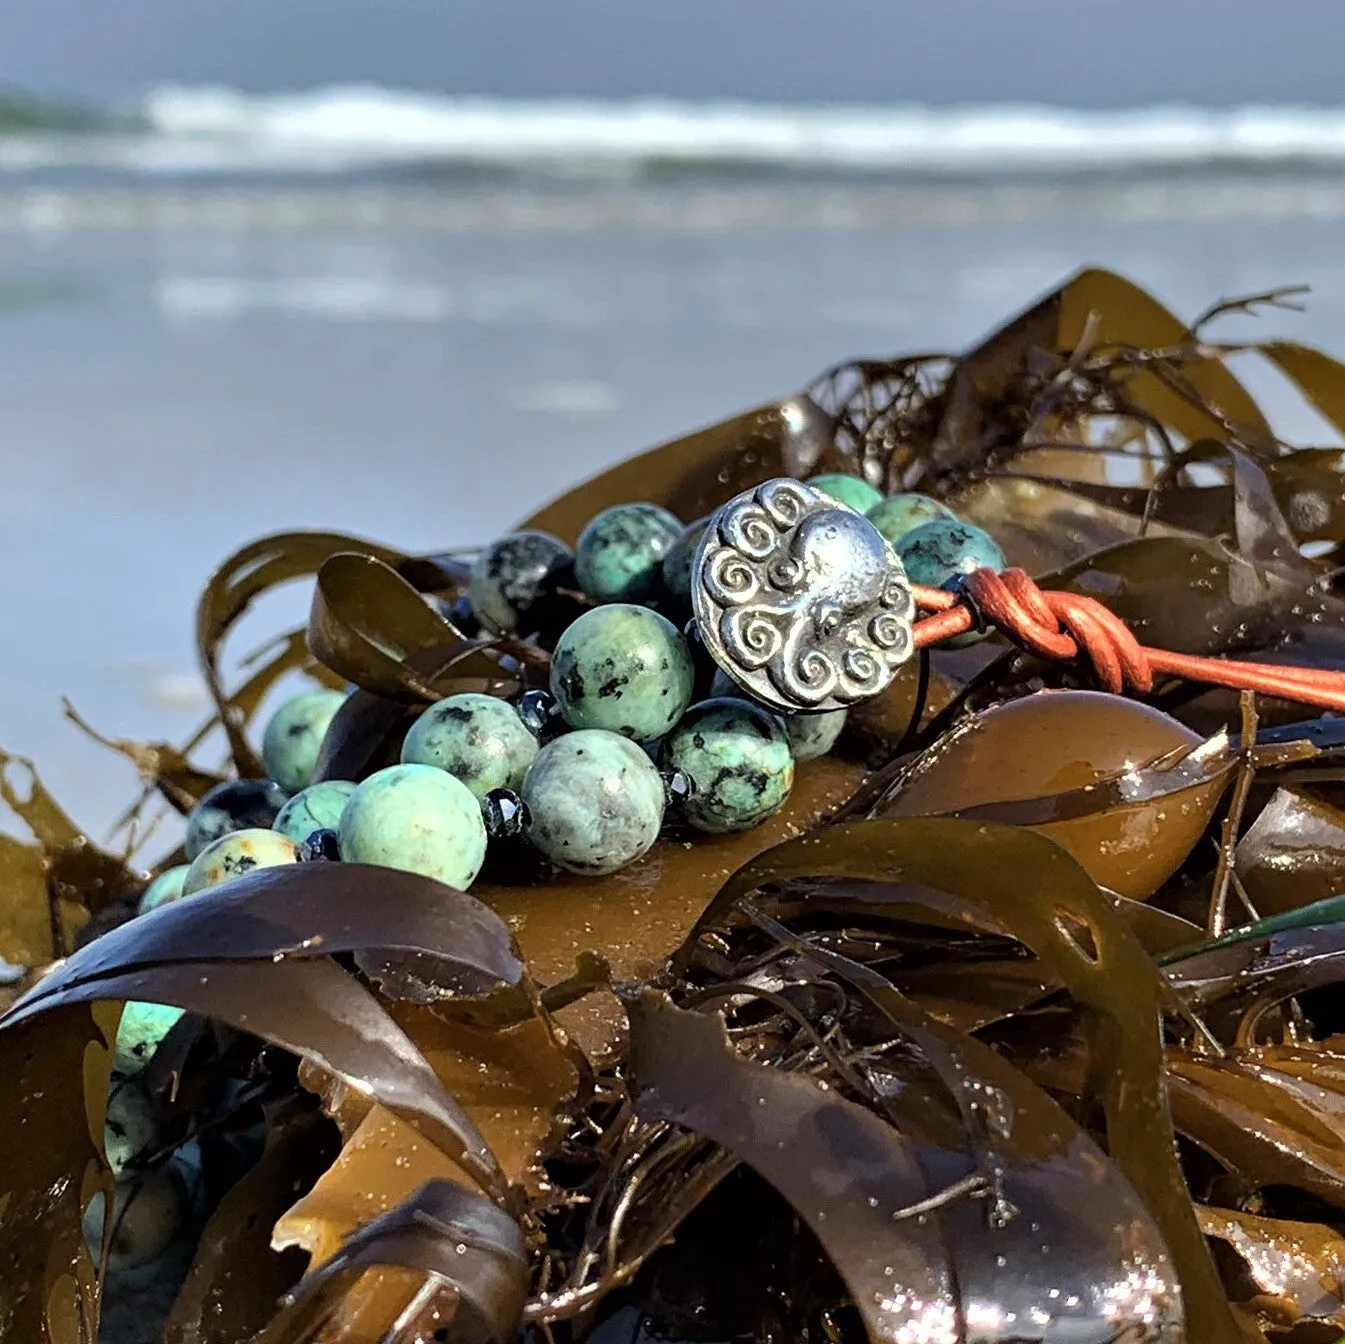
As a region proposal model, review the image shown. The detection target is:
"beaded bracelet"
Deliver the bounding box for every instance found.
[166,472,1345,899]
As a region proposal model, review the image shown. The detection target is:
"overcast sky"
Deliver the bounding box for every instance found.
[2,0,1341,107]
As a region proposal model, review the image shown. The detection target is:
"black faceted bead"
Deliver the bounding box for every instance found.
[482,788,529,840]
[445,593,482,637]
[662,768,696,808]
[298,828,342,862]
[516,688,563,740]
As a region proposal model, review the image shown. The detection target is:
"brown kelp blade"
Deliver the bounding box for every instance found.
[1055,268,1274,446]
[11,862,525,1008]
[931,265,1274,480]
[1165,1046,1345,1212]
[307,553,517,703]
[195,531,450,774]
[1165,923,1345,1044]
[0,1003,109,1344]
[8,959,506,1202]
[628,990,1186,1344]
[871,692,1233,901]
[0,748,138,961]
[257,1181,528,1344]
[1,861,536,1204]
[275,1005,577,1268]
[162,1103,341,1344]
[1199,1205,1345,1334]
[680,816,1239,1340]
[520,397,828,540]
[1235,786,1345,917]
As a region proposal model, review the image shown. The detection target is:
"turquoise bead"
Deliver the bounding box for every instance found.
[273,779,358,844]
[83,1169,186,1270]
[338,764,487,889]
[261,689,346,793]
[664,698,794,834]
[468,530,573,635]
[783,708,848,762]
[137,864,190,916]
[807,473,884,514]
[182,828,300,897]
[184,779,288,860]
[866,493,957,547]
[522,730,665,874]
[895,518,1005,586]
[104,1081,164,1177]
[660,516,711,603]
[114,1001,186,1078]
[550,605,695,741]
[896,519,1006,648]
[401,694,538,799]
[574,503,683,602]
[708,669,846,763]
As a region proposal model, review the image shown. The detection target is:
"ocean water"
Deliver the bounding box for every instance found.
[3,89,1345,840]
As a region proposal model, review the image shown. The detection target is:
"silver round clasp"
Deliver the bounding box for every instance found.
[691,477,915,714]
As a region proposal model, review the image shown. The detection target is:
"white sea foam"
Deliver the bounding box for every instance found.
[11,86,1345,176]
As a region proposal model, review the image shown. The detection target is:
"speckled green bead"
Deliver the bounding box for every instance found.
[338,764,488,889]
[895,519,1006,648]
[401,694,538,800]
[660,515,711,603]
[783,709,848,762]
[895,518,1006,586]
[664,698,794,834]
[707,669,846,763]
[574,503,683,602]
[137,864,190,916]
[273,779,358,844]
[114,1002,186,1078]
[84,1169,186,1270]
[866,493,957,547]
[261,689,347,793]
[182,829,300,897]
[468,530,573,635]
[522,730,665,874]
[184,779,288,860]
[807,473,884,514]
[551,605,695,741]
[105,1081,164,1177]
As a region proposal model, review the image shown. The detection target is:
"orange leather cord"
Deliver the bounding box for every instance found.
[910,567,1345,713]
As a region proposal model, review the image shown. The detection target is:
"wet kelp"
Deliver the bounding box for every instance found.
[3,268,1345,1342]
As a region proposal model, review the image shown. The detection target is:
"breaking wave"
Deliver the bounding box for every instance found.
[6,86,1345,177]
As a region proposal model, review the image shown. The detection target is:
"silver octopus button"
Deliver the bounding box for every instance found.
[691,477,915,713]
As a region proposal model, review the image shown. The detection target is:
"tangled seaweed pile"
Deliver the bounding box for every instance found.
[3,267,1345,1344]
